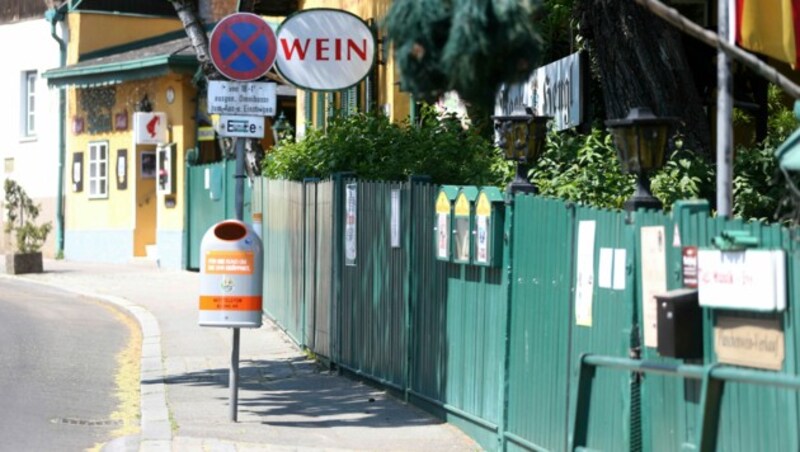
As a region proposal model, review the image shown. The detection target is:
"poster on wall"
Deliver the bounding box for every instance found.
[391,189,400,248]
[574,220,596,327]
[345,183,357,266]
[641,226,667,348]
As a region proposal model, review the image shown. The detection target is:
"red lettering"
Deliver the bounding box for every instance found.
[347,39,368,60]
[317,38,330,60]
[280,39,310,60]
[336,39,342,60]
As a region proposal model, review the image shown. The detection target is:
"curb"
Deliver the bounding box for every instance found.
[0,275,172,451]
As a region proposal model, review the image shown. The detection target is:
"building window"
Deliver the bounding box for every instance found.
[22,71,36,137]
[88,141,109,199]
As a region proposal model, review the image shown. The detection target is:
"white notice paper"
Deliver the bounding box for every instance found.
[575,221,596,327]
[390,189,400,248]
[598,248,613,289]
[613,248,627,290]
[641,226,667,347]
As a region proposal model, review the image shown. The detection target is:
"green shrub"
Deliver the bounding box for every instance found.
[4,179,51,254]
[532,128,634,209]
[262,106,506,186]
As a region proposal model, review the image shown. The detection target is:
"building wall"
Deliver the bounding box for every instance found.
[66,13,184,64]
[0,17,62,258]
[64,74,196,267]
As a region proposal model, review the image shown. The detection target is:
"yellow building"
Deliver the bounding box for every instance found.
[44,9,199,268]
[41,0,404,268]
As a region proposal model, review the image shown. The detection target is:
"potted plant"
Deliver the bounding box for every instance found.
[4,179,51,274]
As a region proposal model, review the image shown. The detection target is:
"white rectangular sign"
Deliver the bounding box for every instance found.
[207,81,277,116]
[698,249,786,311]
[641,226,667,348]
[390,189,400,248]
[216,115,265,138]
[575,220,595,327]
[345,183,357,266]
[495,51,583,131]
[133,112,167,145]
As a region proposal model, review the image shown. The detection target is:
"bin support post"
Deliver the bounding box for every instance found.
[230,327,240,422]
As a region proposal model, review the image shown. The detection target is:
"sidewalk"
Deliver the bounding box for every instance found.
[6,259,478,452]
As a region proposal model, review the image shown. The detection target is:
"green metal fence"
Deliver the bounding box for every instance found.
[255,175,800,451]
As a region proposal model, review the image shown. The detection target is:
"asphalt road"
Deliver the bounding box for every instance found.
[0,278,131,452]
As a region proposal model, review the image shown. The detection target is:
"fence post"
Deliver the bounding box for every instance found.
[406,175,431,401]
[498,192,517,450]
[331,172,355,366]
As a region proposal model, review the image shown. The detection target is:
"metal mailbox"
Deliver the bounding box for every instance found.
[434,185,458,261]
[656,288,703,359]
[473,187,504,267]
[453,187,477,264]
[199,219,263,328]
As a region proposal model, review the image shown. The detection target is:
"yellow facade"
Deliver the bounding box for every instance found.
[64,13,196,264]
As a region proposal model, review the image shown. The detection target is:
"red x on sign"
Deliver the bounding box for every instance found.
[209,13,277,81]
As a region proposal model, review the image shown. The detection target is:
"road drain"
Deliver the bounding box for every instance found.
[51,417,124,427]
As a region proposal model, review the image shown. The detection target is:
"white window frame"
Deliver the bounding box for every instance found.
[88,141,109,199]
[22,70,36,137]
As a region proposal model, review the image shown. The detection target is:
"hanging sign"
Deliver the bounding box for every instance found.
[133,112,167,145]
[495,51,583,131]
[209,13,278,81]
[276,8,376,91]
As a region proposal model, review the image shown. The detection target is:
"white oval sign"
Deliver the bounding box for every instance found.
[276,9,376,91]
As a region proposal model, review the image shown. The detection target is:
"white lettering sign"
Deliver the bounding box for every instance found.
[698,249,786,311]
[495,52,583,131]
[208,81,277,116]
[216,115,265,138]
[276,9,376,91]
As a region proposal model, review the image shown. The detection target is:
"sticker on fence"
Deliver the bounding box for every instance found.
[345,183,357,266]
[641,226,667,348]
[575,220,595,327]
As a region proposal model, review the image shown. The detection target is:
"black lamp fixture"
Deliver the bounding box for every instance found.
[492,107,550,195]
[273,111,293,142]
[605,107,675,212]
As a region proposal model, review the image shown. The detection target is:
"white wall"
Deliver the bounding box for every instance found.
[0,17,64,255]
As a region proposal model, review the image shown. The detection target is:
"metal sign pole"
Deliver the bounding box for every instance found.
[717,0,733,217]
[229,137,246,422]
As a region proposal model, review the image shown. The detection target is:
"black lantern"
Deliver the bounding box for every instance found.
[605,107,675,211]
[492,107,550,195]
[273,111,294,142]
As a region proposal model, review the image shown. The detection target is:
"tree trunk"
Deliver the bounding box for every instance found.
[577,0,711,156]
[169,0,215,76]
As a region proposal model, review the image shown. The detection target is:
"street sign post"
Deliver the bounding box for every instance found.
[209,13,277,82]
[207,11,277,423]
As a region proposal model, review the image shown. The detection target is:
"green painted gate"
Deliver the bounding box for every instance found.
[186,160,251,270]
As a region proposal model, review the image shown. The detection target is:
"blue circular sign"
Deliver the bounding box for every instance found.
[209,13,277,81]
